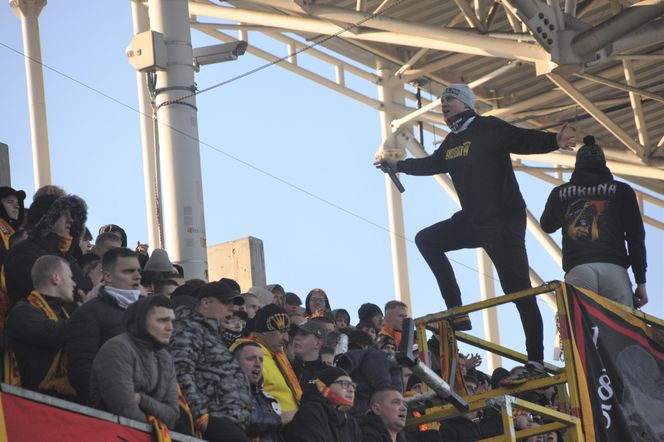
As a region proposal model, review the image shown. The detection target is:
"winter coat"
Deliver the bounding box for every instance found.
[248,381,283,442]
[438,407,503,441]
[6,293,72,392]
[286,388,362,442]
[65,288,129,403]
[294,357,328,391]
[360,412,408,442]
[4,195,88,306]
[168,305,252,429]
[336,348,403,416]
[90,332,179,428]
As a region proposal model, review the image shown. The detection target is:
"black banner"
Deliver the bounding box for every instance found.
[564,284,664,442]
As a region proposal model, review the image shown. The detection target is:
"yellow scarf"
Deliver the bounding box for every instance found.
[56,234,73,254]
[247,335,303,403]
[3,291,76,397]
[147,415,172,442]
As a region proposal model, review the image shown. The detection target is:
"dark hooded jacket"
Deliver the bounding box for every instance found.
[359,411,408,442]
[335,348,403,416]
[65,287,131,404]
[4,195,88,306]
[305,289,332,317]
[286,388,362,442]
[89,295,179,428]
[540,164,647,283]
[6,293,73,394]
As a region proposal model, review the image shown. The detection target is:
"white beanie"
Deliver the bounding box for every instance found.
[442,84,475,110]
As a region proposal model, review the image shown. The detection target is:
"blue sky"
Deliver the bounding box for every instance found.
[2,3,662,370]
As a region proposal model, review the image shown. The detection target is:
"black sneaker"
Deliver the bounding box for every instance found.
[451,314,472,331]
[499,361,548,388]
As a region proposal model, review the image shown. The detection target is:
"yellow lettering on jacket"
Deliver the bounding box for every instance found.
[445,141,471,160]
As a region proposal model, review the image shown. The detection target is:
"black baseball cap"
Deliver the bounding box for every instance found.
[197,281,244,305]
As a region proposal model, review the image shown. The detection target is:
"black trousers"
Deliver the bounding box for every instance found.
[203,416,250,442]
[415,210,544,362]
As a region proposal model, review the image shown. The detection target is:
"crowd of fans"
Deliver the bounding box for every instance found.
[0,184,565,442]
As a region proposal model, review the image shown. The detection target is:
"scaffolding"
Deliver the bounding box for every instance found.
[404,281,664,441]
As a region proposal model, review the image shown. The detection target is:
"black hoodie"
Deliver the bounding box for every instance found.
[4,195,88,306]
[540,166,647,283]
[397,115,558,227]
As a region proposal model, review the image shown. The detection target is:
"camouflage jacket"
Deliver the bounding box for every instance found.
[169,305,252,429]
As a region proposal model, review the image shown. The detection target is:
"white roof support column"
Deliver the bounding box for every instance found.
[477,249,502,372]
[377,65,412,310]
[622,60,651,155]
[10,0,51,190]
[148,0,207,279]
[130,0,161,251]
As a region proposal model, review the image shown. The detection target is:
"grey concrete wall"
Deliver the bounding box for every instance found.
[207,236,266,292]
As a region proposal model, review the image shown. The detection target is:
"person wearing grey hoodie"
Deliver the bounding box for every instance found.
[90,294,179,428]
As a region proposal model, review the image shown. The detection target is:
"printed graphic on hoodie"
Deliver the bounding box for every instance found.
[565,199,611,241]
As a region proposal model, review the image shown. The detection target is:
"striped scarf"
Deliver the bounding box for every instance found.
[248,335,303,403]
[313,379,353,413]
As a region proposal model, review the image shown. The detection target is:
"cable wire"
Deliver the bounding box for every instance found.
[0,21,502,285]
[165,0,410,106]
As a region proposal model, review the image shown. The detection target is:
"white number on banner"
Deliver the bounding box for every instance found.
[591,326,599,349]
[597,369,614,429]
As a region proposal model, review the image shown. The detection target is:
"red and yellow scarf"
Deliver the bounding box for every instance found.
[248,335,303,403]
[3,291,76,397]
[313,379,353,413]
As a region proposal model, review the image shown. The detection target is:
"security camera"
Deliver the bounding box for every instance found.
[193,41,248,71]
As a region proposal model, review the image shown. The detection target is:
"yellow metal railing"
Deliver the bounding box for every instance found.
[408,282,584,441]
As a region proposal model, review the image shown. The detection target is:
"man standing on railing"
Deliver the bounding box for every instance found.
[376,84,576,381]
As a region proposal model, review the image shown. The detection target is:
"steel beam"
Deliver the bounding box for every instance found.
[452,0,487,31]
[468,61,521,88]
[193,25,382,109]
[622,60,651,154]
[612,19,664,55]
[572,0,664,57]
[574,72,664,104]
[546,73,646,157]
[390,98,441,133]
[526,209,562,267]
[188,2,550,62]
[394,48,429,77]
[514,151,663,179]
